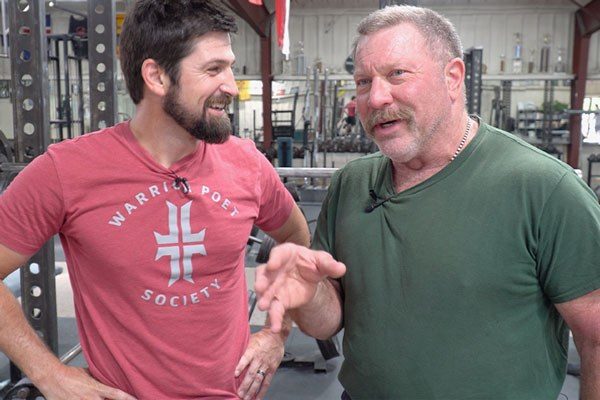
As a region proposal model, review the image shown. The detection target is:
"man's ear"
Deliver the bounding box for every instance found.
[444,57,465,102]
[141,59,170,97]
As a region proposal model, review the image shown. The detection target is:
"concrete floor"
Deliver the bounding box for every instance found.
[0,198,583,400]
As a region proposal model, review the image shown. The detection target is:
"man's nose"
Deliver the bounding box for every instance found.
[221,67,239,97]
[368,77,393,109]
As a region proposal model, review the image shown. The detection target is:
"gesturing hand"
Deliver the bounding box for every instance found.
[254,243,346,333]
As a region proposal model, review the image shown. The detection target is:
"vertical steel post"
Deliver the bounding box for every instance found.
[260,35,273,150]
[501,80,512,131]
[9,0,52,160]
[8,0,58,382]
[63,39,72,139]
[330,82,338,139]
[76,48,84,135]
[568,11,590,168]
[311,67,319,169]
[88,0,117,131]
[0,0,7,58]
[464,47,483,116]
[321,69,328,168]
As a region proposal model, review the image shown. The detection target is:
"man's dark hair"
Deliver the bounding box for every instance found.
[119,0,238,104]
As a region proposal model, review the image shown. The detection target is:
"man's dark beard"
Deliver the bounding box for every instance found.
[163,86,233,144]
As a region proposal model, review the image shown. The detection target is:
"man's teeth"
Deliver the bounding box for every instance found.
[381,120,395,127]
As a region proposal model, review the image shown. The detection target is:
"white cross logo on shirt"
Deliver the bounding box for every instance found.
[154,201,207,286]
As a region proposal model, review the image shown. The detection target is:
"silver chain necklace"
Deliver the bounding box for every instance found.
[450,117,472,162]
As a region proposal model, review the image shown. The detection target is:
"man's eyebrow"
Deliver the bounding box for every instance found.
[202,58,236,68]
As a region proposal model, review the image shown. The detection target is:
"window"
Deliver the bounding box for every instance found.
[582,97,600,144]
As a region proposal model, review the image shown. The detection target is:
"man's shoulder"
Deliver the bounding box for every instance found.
[47,123,124,156]
[41,123,130,178]
[480,123,572,175]
[210,136,264,162]
[218,135,259,153]
[207,136,267,171]
[476,123,578,194]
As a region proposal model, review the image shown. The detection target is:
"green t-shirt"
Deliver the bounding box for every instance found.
[313,123,600,399]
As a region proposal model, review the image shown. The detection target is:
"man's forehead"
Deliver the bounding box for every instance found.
[193,31,233,50]
[357,24,422,52]
[355,25,426,64]
[190,32,235,58]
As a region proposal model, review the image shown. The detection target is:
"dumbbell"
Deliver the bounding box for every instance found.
[248,233,277,264]
[2,381,43,400]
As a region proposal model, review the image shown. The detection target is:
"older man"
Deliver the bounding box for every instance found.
[255,5,600,400]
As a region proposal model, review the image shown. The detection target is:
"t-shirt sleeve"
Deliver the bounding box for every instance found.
[253,152,294,232]
[0,153,65,255]
[311,190,332,253]
[311,170,341,256]
[311,171,345,302]
[537,171,600,303]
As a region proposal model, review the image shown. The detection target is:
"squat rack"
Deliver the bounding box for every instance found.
[3,0,118,389]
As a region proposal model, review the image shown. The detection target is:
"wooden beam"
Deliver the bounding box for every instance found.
[226,0,270,37]
[227,0,275,155]
[261,35,273,150]
[568,11,592,168]
[577,0,600,36]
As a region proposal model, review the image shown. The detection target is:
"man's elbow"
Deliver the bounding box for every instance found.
[295,321,342,341]
[289,305,343,341]
[287,228,310,247]
[571,323,600,358]
[575,332,600,353]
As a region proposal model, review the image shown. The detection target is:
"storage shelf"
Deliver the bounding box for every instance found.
[235,73,600,82]
[482,73,574,81]
[516,134,570,145]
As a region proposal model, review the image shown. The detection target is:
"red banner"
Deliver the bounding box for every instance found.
[275,0,290,58]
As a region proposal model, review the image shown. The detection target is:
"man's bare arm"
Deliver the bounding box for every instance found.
[0,243,136,399]
[289,277,343,340]
[0,243,63,387]
[556,288,600,400]
[264,204,310,247]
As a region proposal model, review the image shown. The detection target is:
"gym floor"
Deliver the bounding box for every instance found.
[0,202,582,399]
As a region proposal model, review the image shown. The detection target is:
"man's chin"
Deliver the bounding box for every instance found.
[376,139,419,162]
[189,129,231,144]
[205,132,231,144]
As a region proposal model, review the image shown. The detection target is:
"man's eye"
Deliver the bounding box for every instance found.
[356,78,371,87]
[391,69,405,77]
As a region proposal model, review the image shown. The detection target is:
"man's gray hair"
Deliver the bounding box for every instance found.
[352,5,463,65]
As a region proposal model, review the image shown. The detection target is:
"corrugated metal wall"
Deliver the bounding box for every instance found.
[231,3,600,77]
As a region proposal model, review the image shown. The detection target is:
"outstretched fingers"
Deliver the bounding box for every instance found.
[311,251,346,279]
[255,264,284,312]
[254,244,346,330]
[254,245,297,310]
[266,244,345,282]
[266,296,286,333]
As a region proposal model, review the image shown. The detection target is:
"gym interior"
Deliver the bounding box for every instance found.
[0,0,599,399]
